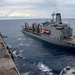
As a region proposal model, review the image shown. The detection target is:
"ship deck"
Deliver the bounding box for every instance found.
[63,37,75,45]
[0,36,20,75]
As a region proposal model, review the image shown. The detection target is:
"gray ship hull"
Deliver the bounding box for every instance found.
[22,30,75,49]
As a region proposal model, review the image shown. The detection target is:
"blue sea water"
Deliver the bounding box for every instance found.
[0,19,75,75]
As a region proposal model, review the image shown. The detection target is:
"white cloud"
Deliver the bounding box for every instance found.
[0,0,75,19]
[2,0,44,4]
[64,0,75,4]
[9,13,31,17]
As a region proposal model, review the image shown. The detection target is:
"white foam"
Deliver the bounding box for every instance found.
[7,45,11,49]
[37,62,53,75]
[38,62,52,72]
[19,50,23,53]
[13,50,22,58]
[18,32,22,36]
[22,57,25,59]
[25,43,30,46]
[19,31,22,34]
[18,38,22,40]
[13,51,17,55]
[20,43,23,46]
[23,63,26,66]
[21,72,29,75]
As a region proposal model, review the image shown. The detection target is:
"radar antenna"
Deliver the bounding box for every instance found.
[51,12,55,22]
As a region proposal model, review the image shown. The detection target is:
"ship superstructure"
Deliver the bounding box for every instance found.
[22,13,75,49]
[42,13,72,39]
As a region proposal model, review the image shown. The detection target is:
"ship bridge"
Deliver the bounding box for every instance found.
[42,13,73,39]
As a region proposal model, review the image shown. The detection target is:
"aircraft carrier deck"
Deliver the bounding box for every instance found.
[0,34,20,75]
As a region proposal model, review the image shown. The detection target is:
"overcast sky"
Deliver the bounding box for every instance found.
[0,0,75,19]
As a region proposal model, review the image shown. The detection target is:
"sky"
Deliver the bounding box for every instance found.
[0,0,75,19]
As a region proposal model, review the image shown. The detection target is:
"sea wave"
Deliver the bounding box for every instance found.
[37,62,53,75]
[18,38,22,41]
[19,50,23,53]
[21,72,30,75]
[25,43,30,46]
[20,43,23,46]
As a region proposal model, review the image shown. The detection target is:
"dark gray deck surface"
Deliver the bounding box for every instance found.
[0,36,20,75]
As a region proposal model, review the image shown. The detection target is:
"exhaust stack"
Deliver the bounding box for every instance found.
[56,13,62,24]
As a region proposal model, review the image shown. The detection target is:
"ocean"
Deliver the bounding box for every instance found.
[0,19,75,75]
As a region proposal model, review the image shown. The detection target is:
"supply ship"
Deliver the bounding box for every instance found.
[22,13,75,49]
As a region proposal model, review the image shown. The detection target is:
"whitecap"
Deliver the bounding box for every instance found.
[6,45,11,49]
[22,57,25,59]
[47,72,53,75]
[23,63,26,66]
[18,38,22,40]
[20,43,23,46]
[18,32,22,36]
[25,43,30,46]
[37,62,53,75]
[19,31,22,34]
[37,62,52,72]
[13,50,22,58]
[13,51,17,55]
[21,72,30,75]
[19,50,23,53]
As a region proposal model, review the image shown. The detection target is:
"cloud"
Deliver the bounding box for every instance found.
[64,0,75,5]
[3,10,14,16]
[0,0,75,19]
[44,0,59,12]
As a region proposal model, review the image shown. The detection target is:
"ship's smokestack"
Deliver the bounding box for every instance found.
[56,13,62,24]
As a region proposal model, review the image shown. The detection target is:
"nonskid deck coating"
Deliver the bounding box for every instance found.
[0,36,20,75]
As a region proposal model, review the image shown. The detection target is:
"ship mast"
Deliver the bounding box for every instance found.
[51,12,55,23]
